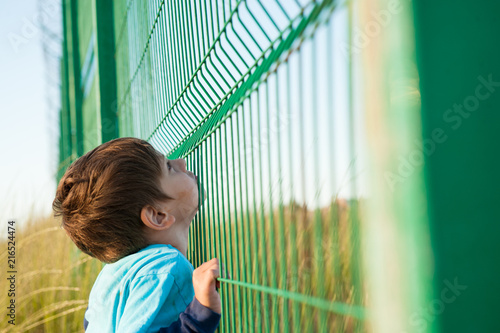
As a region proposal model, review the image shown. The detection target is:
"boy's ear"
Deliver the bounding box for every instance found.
[140,205,176,230]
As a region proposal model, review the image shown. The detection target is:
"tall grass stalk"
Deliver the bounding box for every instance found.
[0,216,101,332]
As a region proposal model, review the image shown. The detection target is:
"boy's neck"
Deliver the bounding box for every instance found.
[166,225,189,258]
[146,220,190,258]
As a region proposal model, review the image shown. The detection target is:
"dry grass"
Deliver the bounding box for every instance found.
[0,199,366,332]
[0,216,101,332]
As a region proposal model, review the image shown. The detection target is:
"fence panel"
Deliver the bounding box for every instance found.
[60,0,369,331]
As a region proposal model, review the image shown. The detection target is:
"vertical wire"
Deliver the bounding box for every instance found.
[212,129,225,332]
[145,1,151,138]
[256,84,271,333]
[202,139,212,261]
[168,3,181,103]
[187,155,194,263]
[223,120,237,331]
[185,0,197,79]
[173,1,188,92]
[129,2,136,137]
[148,2,156,138]
[151,1,160,143]
[248,95,262,330]
[145,1,151,139]
[136,1,142,138]
[194,0,203,66]
[312,24,327,332]
[160,7,172,148]
[275,63,289,332]
[195,151,202,267]
[327,10,342,332]
[221,0,227,24]
[209,132,224,330]
[265,77,279,333]
[287,56,300,333]
[204,138,211,261]
[203,0,211,56]
[188,151,194,267]
[234,109,251,333]
[208,0,216,53]
[298,43,311,333]
[138,0,144,138]
[181,1,194,92]
[198,144,206,265]
[229,114,245,333]
[194,148,201,267]
[188,154,198,266]
[156,0,164,141]
[186,153,193,264]
[242,99,258,333]
[162,6,173,113]
[214,0,221,38]
[217,126,231,331]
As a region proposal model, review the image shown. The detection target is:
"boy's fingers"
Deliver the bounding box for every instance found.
[198,259,231,280]
[219,263,231,279]
[205,258,219,269]
[198,258,219,272]
[207,258,219,265]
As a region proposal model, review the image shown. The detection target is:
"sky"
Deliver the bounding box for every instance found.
[0,0,59,234]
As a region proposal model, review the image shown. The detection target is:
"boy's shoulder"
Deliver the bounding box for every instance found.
[120,244,194,279]
[96,244,194,289]
[86,245,196,332]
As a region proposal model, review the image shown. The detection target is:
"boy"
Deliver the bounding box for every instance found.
[52,137,221,332]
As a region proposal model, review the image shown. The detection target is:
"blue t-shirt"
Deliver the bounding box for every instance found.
[84,244,196,333]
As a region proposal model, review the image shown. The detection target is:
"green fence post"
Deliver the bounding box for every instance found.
[93,0,118,142]
[59,0,71,180]
[413,1,500,332]
[67,0,84,157]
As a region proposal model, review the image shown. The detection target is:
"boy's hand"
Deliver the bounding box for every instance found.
[192,258,222,314]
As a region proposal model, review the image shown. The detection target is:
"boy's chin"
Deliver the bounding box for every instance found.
[197,181,207,205]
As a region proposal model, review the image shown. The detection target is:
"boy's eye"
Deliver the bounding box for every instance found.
[167,161,172,171]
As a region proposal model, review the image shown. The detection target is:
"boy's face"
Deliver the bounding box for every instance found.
[159,158,199,223]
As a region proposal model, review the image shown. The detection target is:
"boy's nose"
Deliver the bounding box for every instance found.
[174,158,187,172]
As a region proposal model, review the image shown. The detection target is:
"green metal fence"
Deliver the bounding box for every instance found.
[59,0,368,331]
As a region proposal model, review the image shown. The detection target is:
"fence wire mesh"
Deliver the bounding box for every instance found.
[59,0,368,331]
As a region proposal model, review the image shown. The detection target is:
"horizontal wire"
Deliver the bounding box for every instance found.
[218,278,367,319]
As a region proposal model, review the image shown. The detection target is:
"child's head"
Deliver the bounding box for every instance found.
[53,137,198,263]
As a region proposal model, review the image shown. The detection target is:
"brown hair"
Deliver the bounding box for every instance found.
[53,137,169,263]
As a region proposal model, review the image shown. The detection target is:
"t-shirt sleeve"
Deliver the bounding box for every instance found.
[157,297,221,333]
[116,273,176,333]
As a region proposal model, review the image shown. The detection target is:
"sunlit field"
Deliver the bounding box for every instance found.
[0,216,100,332]
[0,199,365,332]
